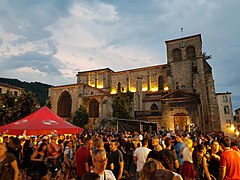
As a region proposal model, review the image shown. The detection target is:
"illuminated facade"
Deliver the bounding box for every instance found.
[216,92,234,136]
[49,34,221,132]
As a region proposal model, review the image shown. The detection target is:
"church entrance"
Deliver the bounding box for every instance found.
[174,113,188,131]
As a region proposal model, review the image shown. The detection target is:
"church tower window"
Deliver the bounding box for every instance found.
[89,98,99,117]
[186,46,196,59]
[158,76,164,90]
[173,48,181,61]
[57,91,72,117]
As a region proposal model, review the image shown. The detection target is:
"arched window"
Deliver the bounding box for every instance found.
[89,98,99,118]
[186,46,196,59]
[57,91,72,117]
[150,103,158,110]
[117,82,121,93]
[158,76,164,90]
[173,49,181,61]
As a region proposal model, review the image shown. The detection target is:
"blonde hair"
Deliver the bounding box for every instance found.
[183,137,193,148]
[140,158,165,180]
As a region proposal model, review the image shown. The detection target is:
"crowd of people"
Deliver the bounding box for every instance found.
[0,128,240,180]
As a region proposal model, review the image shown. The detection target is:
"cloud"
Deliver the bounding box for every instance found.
[0,0,240,110]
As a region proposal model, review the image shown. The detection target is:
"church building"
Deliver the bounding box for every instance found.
[48,34,221,132]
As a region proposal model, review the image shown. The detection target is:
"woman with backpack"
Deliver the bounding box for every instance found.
[63,140,76,179]
[0,142,19,180]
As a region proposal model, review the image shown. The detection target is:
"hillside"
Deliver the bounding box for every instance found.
[0,77,53,106]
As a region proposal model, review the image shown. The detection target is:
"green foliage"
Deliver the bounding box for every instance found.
[0,90,40,125]
[0,78,52,106]
[72,105,89,128]
[46,100,52,109]
[112,92,133,119]
[202,52,212,60]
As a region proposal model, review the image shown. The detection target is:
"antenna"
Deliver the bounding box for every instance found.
[181,27,184,38]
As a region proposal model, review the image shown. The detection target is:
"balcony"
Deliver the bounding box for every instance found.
[135,110,162,119]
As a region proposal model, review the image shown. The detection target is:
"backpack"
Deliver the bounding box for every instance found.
[0,162,14,180]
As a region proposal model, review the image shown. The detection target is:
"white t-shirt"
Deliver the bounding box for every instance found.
[92,170,116,180]
[134,146,151,172]
[182,147,193,163]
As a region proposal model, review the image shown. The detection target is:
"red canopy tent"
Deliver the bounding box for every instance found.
[0,106,83,135]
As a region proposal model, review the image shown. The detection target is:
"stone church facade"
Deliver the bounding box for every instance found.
[48,34,221,132]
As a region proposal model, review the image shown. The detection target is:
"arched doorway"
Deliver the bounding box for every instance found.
[89,98,99,118]
[57,91,72,117]
[174,113,188,131]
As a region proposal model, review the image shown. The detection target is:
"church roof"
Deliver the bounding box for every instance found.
[165,34,201,44]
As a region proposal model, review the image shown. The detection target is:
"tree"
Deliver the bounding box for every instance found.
[72,105,89,128]
[112,92,133,119]
[46,100,52,109]
[0,90,40,125]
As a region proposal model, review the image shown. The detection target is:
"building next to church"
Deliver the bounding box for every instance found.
[0,83,22,96]
[48,34,222,133]
[216,92,234,136]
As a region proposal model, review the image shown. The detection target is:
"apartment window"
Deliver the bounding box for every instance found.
[223,96,228,103]
[14,91,18,96]
[224,106,230,114]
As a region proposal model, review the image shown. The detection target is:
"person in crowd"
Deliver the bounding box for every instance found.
[91,149,116,180]
[21,139,34,177]
[160,137,179,172]
[207,141,221,180]
[3,136,9,146]
[230,140,239,151]
[139,158,165,180]
[152,135,162,152]
[94,138,105,150]
[82,172,100,180]
[63,140,76,179]
[149,169,175,180]
[109,139,124,180]
[37,135,49,148]
[7,137,21,167]
[134,138,151,180]
[174,133,186,173]
[0,142,19,180]
[76,137,93,179]
[192,144,211,180]
[181,137,195,180]
[125,135,135,174]
[30,142,48,180]
[48,134,60,158]
[219,136,240,180]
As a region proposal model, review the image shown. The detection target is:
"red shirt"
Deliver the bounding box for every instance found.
[76,146,91,177]
[220,149,240,180]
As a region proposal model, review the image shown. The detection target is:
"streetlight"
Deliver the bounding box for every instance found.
[235,130,239,140]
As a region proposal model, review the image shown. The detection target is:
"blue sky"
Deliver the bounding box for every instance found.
[0,0,240,110]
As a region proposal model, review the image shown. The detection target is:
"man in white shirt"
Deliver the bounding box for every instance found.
[92,149,116,180]
[134,138,151,179]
